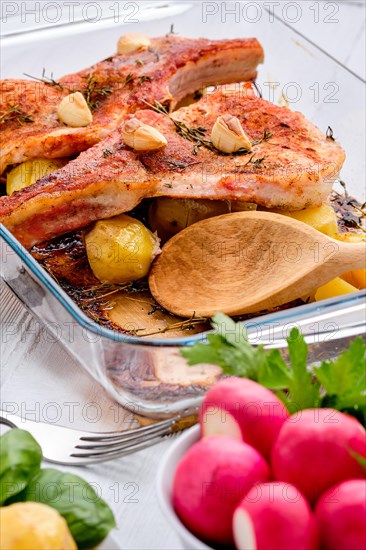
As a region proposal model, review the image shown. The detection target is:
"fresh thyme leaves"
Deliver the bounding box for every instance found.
[253,81,263,98]
[132,313,207,338]
[148,46,160,62]
[181,314,366,423]
[24,69,74,92]
[331,187,366,233]
[192,143,201,155]
[167,24,177,36]
[339,180,349,198]
[103,149,113,158]
[0,105,33,125]
[143,100,250,156]
[139,75,153,85]
[252,129,273,146]
[82,71,112,110]
[249,155,266,168]
[326,126,335,140]
[142,100,271,157]
[24,69,112,110]
[124,73,135,86]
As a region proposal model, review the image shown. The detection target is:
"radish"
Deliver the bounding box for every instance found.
[315,479,366,550]
[172,435,270,545]
[233,482,319,550]
[200,378,289,460]
[271,408,366,503]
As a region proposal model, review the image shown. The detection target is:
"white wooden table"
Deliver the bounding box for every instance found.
[0,2,365,548]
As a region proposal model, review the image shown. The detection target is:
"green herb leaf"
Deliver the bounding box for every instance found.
[285,328,321,411]
[22,468,116,549]
[0,429,42,505]
[315,337,366,416]
[258,348,291,390]
[181,314,363,422]
[182,313,267,380]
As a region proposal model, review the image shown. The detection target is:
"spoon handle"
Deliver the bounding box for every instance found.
[336,241,366,272]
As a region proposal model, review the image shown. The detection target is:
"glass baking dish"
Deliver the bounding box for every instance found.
[1,1,365,418]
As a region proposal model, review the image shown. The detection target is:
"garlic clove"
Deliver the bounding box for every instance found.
[121,118,167,151]
[117,33,151,55]
[57,92,93,127]
[211,114,252,154]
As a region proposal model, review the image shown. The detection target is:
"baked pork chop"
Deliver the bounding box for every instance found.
[0,85,345,249]
[0,36,263,173]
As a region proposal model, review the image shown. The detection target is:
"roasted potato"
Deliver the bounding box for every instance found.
[335,233,366,289]
[149,198,230,242]
[315,277,358,301]
[230,200,257,212]
[269,204,338,237]
[85,214,160,284]
[6,158,67,195]
[0,502,76,550]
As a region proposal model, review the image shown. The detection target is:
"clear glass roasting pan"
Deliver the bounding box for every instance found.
[1,1,365,418]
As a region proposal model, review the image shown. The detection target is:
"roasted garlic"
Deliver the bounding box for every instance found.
[211,114,252,153]
[121,118,167,151]
[57,92,93,127]
[117,33,151,54]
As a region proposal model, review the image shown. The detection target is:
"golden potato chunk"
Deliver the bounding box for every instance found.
[85,214,160,284]
[0,502,76,550]
[270,204,338,237]
[341,269,366,289]
[315,277,358,301]
[6,158,67,195]
[149,198,230,242]
[336,234,366,289]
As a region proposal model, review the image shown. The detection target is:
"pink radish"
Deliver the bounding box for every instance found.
[200,378,289,460]
[315,479,366,550]
[271,408,366,504]
[233,482,319,550]
[173,435,270,545]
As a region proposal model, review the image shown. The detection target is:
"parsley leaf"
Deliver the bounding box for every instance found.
[285,328,321,411]
[182,313,267,379]
[315,337,366,418]
[181,314,365,424]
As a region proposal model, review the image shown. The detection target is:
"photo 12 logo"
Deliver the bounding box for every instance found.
[202,1,340,24]
[1,1,141,25]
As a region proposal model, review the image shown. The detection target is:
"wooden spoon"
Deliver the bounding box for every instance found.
[148,211,365,318]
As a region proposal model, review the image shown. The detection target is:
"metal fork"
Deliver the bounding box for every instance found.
[0,409,180,465]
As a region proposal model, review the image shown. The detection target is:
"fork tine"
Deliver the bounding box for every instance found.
[75,420,176,451]
[79,417,176,441]
[70,432,176,462]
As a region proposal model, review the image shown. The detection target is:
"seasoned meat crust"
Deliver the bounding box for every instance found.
[0,36,263,173]
[0,85,345,248]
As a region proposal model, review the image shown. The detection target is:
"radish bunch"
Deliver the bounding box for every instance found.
[172,378,366,550]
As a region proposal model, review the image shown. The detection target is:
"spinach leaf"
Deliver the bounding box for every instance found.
[22,468,116,549]
[0,429,42,505]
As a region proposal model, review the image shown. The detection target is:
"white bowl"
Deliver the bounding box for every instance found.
[156,425,214,550]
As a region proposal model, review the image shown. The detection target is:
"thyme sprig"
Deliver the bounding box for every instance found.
[130,313,208,338]
[82,71,112,110]
[24,69,75,93]
[249,155,266,168]
[0,105,33,125]
[326,126,335,141]
[142,100,272,158]
[252,129,273,146]
[166,24,177,36]
[24,69,113,111]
